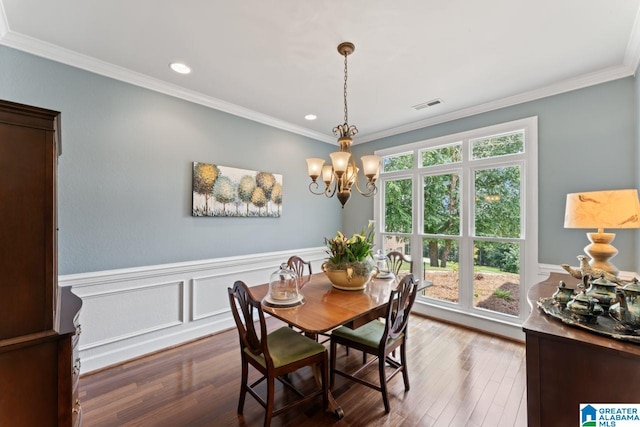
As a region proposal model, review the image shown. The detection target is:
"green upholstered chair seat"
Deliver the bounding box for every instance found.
[245,326,326,368]
[332,319,403,349]
[330,275,417,413]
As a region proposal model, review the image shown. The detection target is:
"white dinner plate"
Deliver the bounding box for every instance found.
[262,293,305,308]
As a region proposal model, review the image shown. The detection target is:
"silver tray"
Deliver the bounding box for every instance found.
[537,297,640,344]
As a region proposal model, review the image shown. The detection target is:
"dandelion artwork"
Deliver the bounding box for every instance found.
[192,162,282,217]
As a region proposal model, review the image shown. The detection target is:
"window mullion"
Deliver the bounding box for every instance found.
[375,116,537,336]
[458,138,473,311]
[415,160,423,281]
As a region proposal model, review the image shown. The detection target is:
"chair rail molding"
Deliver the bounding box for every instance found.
[59,247,326,374]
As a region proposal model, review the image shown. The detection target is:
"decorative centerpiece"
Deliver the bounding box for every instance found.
[538,275,640,344]
[609,278,640,332]
[322,225,377,290]
[262,263,304,308]
[551,281,575,308]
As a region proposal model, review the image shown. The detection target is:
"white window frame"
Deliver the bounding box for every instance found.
[374,117,538,339]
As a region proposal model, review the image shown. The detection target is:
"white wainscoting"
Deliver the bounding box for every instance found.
[59,247,326,374]
[61,257,634,374]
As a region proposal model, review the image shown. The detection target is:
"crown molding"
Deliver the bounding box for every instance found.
[0,10,636,147]
[624,3,640,73]
[356,63,635,144]
[0,29,335,144]
[0,1,9,39]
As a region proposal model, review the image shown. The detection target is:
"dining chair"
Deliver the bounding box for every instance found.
[387,251,413,277]
[285,255,321,337]
[330,274,418,413]
[282,256,313,334]
[228,280,329,426]
[287,255,313,277]
[371,251,411,362]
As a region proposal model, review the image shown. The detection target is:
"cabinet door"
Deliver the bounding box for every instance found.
[0,336,59,425]
[0,104,57,339]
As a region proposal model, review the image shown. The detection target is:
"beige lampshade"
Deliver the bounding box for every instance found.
[345,164,358,185]
[321,165,334,184]
[329,151,351,175]
[564,189,640,230]
[361,154,381,178]
[306,158,325,179]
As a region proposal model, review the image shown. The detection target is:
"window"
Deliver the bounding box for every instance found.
[375,117,538,331]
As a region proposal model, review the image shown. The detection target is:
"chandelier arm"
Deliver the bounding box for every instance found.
[308,180,329,196]
[324,177,339,198]
[309,177,341,198]
[352,175,378,196]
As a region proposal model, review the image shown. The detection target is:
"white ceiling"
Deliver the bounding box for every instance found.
[1,1,639,144]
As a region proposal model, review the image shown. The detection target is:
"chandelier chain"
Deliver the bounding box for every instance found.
[343,52,348,125]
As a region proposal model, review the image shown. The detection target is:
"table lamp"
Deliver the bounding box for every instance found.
[564,189,640,275]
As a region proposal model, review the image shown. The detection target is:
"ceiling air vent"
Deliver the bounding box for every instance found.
[412,98,444,111]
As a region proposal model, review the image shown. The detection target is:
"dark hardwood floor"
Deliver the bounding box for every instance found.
[79,315,527,426]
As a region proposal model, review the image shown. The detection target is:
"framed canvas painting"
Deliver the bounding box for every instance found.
[192,162,282,217]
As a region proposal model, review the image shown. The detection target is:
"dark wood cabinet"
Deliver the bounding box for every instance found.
[523,272,640,427]
[0,100,82,426]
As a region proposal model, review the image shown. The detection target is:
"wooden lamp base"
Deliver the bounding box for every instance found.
[584,231,618,275]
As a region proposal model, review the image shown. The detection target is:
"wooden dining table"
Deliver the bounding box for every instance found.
[250,272,430,418]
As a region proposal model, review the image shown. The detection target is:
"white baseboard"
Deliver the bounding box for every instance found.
[59,247,326,374]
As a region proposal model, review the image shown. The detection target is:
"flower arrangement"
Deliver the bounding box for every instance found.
[323,224,375,275]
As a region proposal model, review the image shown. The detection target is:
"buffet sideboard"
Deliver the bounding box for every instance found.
[523,272,640,427]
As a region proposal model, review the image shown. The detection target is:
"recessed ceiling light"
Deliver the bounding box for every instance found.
[305,114,317,120]
[169,62,191,74]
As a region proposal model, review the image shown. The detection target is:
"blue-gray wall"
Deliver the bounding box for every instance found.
[347,77,638,272]
[0,45,341,275]
[1,44,637,275]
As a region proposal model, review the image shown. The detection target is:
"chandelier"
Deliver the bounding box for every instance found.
[306,42,381,208]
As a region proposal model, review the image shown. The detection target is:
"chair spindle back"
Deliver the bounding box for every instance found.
[387,251,413,276]
[383,274,418,342]
[287,256,313,277]
[228,280,271,364]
